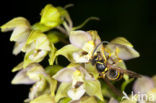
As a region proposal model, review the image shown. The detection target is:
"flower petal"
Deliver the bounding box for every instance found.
[24,49,48,68]
[11,66,36,85]
[73,52,90,63]
[26,30,50,51]
[53,68,76,82]
[26,64,45,81]
[88,30,101,46]
[67,85,86,100]
[106,43,140,60]
[69,30,92,48]
[13,41,26,55]
[133,76,154,94]
[28,79,47,100]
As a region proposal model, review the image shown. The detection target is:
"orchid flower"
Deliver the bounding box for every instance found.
[11,63,57,102]
[1,17,31,55]
[53,65,103,102]
[132,75,156,103]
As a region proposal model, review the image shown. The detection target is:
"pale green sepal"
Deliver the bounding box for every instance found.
[116,61,129,81]
[26,30,50,51]
[110,37,133,47]
[12,62,24,72]
[1,17,30,32]
[85,63,99,79]
[1,17,31,42]
[45,65,63,76]
[49,44,80,65]
[43,75,57,96]
[59,97,71,103]
[81,96,97,103]
[55,82,71,102]
[47,31,67,44]
[48,43,56,65]
[32,22,51,32]
[30,94,55,103]
[40,4,61,28]
[106,37,140,60]
[84,80,104,101]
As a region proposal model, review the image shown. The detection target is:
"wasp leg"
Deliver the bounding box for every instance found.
[114,47,122,63]
[100,46,107,62]
[103,78,123,97]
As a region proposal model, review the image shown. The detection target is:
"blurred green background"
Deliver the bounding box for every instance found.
[0,0,155,102]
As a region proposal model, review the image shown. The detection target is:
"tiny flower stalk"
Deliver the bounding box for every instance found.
[1,3,149,103]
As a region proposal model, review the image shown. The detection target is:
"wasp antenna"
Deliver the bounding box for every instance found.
[92,41,109,57]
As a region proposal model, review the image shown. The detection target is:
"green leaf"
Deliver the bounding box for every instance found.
[32,22,51,32]
[84,80,104,101]
[40,4,61,28]
[30,94,55,103]
[49,44,80,65]
[45,65,63,76]
[55,82,71,102]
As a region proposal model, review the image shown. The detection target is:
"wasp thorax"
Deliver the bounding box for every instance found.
[96,60,106,72]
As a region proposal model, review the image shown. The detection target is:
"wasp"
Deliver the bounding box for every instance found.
[90,41,141,81]
[90,41,141,96]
